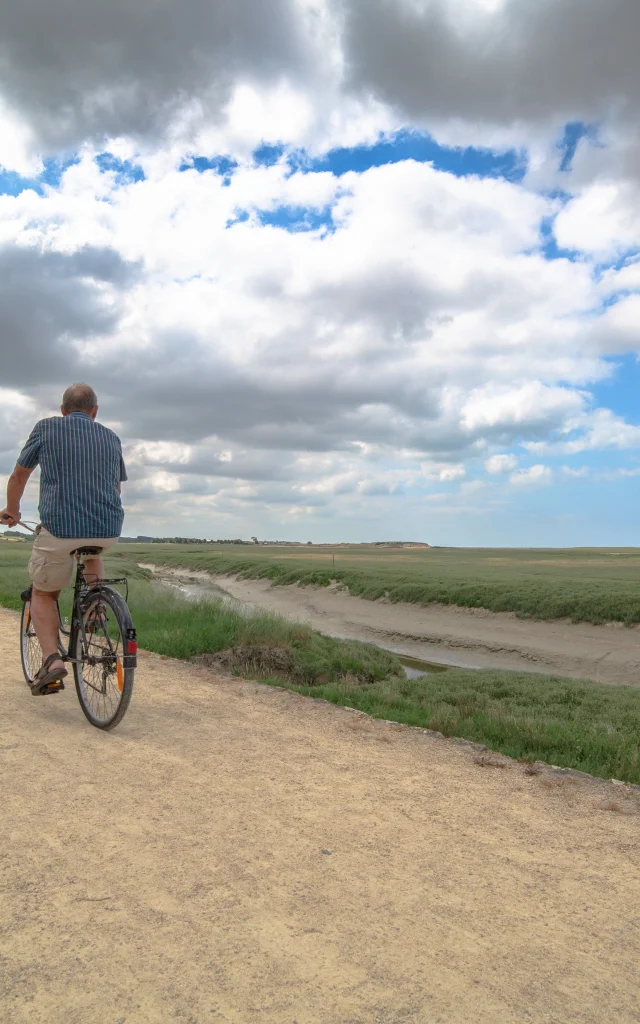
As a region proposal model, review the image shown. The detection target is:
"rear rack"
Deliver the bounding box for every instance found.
[83,577,130,603]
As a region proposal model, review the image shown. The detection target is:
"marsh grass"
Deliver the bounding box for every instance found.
[3,542,640,784]
[116,542,640,625]
[0,543,35,611]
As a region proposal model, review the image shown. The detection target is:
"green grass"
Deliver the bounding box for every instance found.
[0,542,36,612]
[3,541,640,784]
[118,542,640,625]
[279,670,640,785]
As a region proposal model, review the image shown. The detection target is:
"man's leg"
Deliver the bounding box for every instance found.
[30,588,64,672]
[83,556,104,587]
[27,530,74,677]
[81,556,108,627]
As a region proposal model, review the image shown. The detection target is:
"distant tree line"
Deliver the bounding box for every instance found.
[117,536,430,547]
[119,536,252,545]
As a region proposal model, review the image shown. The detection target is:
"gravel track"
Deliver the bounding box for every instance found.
[1,605,640,1023]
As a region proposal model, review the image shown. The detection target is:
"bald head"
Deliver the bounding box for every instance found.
[61,383,98,417]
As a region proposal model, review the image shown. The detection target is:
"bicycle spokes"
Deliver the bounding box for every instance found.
[75,606,125,723]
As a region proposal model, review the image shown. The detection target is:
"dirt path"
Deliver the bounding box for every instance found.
[197,572,640,686]
[2,605,640,1024]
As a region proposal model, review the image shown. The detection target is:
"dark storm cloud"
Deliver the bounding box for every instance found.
[162,451,298,483]
[0,245,138,387]
[3,0,639,156]
[338,0,640,126]
[96,327,443,453]
[0,0,313,151]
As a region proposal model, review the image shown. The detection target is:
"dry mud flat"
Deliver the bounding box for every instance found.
[204,572,640,687]
[1,604,640,1024]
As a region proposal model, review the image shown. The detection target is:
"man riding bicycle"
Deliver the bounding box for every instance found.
[1,383,127,694]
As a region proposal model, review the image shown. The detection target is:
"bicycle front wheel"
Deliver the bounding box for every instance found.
[73,588,135,730]
[20,590,64,685]
[20,595,42,685]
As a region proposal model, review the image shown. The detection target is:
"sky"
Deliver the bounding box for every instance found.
[1,0,639,545]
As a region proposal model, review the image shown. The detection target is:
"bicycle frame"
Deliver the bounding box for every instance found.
[69,554,136,672]
[22,551,136,672]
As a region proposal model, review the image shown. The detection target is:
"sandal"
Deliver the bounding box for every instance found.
[31,653,68,696]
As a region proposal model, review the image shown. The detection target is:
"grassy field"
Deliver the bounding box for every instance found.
[117,542,640,625]
[2,539,639,784]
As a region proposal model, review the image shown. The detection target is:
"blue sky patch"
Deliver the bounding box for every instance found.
[539,214,580,262]
[226,205,334,233]
[591,355,640,424]
[257,204,334,233]
[41,155,81,189]
[179,155,238,184]
[253,144,286,167]
[557,122,599,173]
[595,250,640,280]
[288,130,526,182]
[182,130,526,184]
[95,153,145,185]
[0,169,39,197]
[226,209,250,228]
[0,155,79,197]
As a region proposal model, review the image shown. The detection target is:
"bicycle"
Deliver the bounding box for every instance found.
[10,521,137,730]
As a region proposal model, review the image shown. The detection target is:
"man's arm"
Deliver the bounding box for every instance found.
[1,464,34,527]
[1,421,41,527]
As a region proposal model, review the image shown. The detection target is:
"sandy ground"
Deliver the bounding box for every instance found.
[186,572,640,686]
[2,607,640,1023]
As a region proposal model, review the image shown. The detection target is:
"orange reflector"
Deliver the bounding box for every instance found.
[25,609,31,630]
[116,657,124,692]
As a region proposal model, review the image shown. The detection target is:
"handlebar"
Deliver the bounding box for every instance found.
[1,515,36,534]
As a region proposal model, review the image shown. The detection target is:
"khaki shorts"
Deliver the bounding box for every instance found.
[28,528,119,593]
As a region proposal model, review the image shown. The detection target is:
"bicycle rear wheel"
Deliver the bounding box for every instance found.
[72,587,135,730]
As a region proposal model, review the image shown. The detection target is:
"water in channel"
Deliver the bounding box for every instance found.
[147,567,449,679]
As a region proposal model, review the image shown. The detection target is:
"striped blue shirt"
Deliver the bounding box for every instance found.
[17,413,127,539]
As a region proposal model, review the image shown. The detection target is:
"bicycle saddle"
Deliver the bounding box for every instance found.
[73,546,104,556]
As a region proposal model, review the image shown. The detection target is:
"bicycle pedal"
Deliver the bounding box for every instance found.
[43,681,65,694]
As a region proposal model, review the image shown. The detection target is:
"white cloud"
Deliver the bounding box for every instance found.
[606,467,640,478]
[437,465,466,482]
[588,295,640,355]
[485,453,518,474]
[127,442,194,466]
[461,383,586,434]
[561,465,590,478]
[554,183,640,258]
[563,409,640,453]
[0,99,40,175]
[509,464,552,486]
[599,260,640,297]
[0,386,36,422]
[2,149,639,534]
